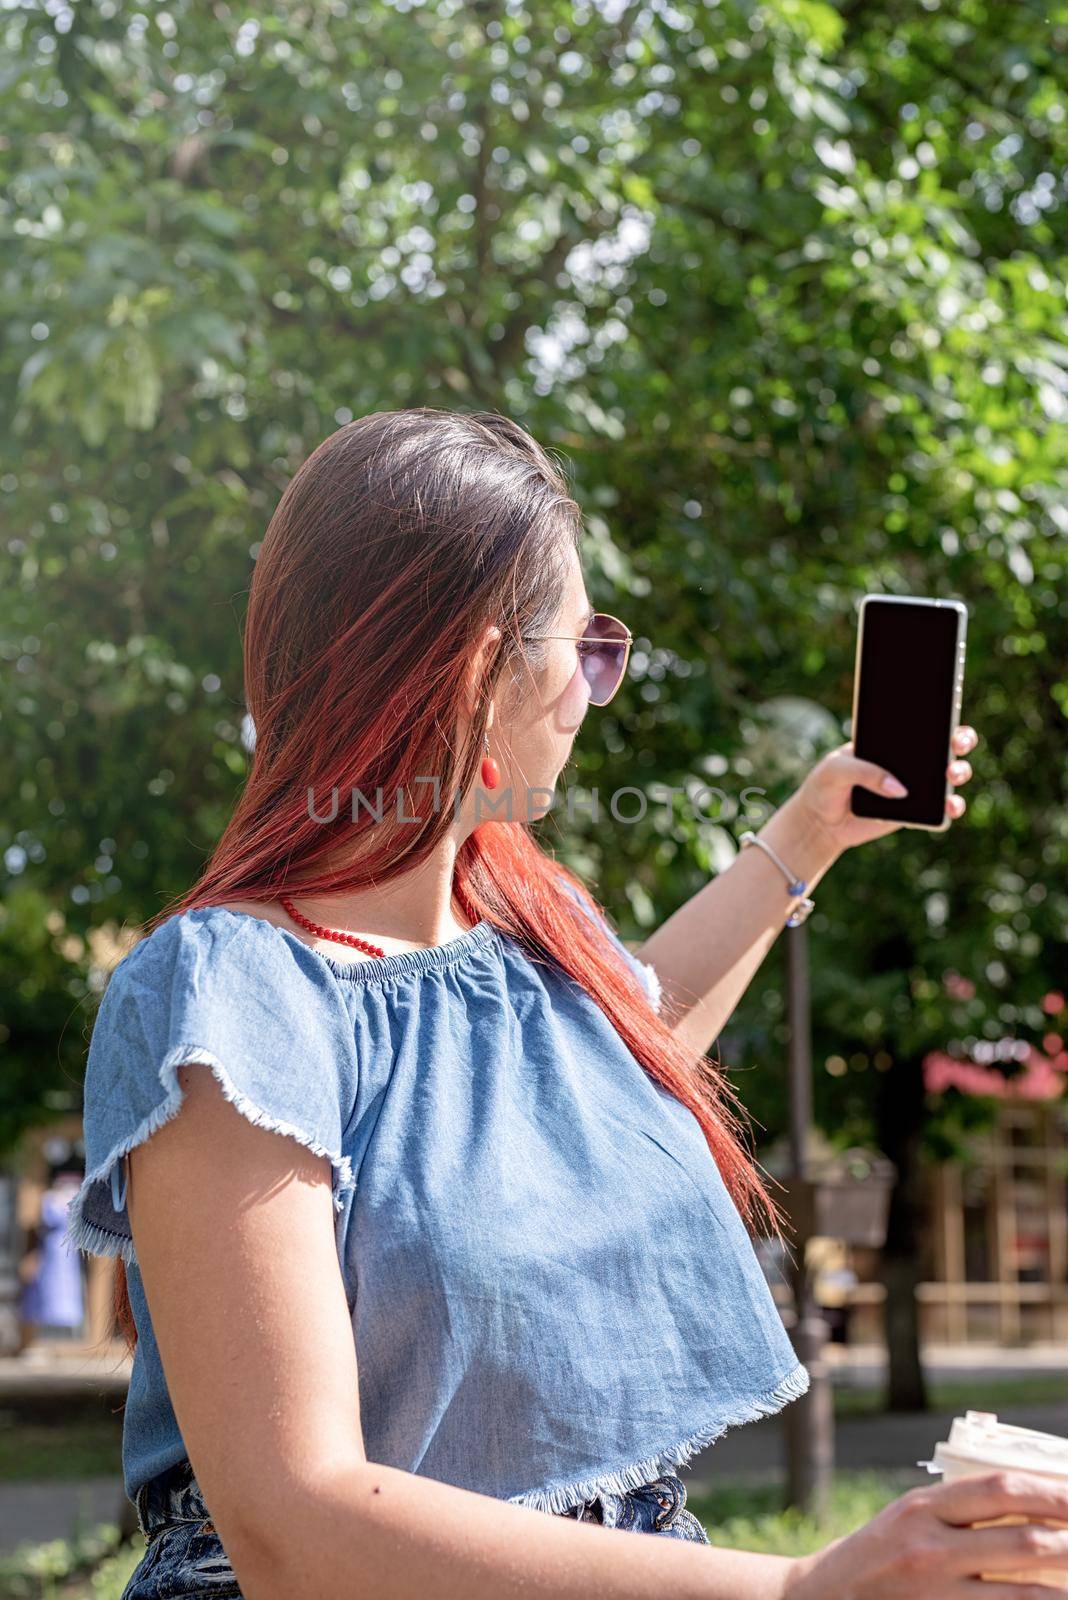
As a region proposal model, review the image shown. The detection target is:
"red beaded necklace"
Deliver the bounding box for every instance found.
[280,895,386,959]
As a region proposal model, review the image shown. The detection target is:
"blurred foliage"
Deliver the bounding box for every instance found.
[0,1521,139,1600]
[1,0,1065,1164]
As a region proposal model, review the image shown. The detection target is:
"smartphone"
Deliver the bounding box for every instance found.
[849,594,968,832]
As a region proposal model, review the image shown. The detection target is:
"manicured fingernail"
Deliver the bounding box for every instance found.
[881,774,908,797]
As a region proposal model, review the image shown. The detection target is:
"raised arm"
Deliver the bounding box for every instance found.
[633,727,979,1058]
[634,795,841,1058]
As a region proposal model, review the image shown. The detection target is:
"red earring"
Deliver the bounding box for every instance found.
[481,733,500,790]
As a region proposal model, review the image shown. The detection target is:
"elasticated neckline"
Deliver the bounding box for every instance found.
[187,904,500,985]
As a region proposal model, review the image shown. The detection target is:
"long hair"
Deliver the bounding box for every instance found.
[110,407,784,1353]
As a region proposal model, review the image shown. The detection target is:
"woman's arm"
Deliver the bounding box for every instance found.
[252,1461,800,1600]
[633,796,841,1058]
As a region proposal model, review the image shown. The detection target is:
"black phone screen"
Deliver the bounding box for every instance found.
[851,598,963,828]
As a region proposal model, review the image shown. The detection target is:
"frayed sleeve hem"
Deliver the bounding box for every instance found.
[65,1044,357,1268]
[635,959,663,1016]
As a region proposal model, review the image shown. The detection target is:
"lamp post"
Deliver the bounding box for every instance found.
[781,920,835,1517]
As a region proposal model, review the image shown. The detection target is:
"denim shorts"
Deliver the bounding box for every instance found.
[552,1470,710,1540]
[122,1457,709,1597]
[124,1458,241,1599]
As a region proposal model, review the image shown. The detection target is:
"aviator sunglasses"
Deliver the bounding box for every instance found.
[526,612,633,707]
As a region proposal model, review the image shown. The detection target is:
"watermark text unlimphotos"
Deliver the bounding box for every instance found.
[306,779,775,829]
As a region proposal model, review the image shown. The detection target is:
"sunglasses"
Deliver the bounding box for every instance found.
[526,612,633,706]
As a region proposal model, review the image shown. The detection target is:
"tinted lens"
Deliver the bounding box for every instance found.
[578,614,630,705]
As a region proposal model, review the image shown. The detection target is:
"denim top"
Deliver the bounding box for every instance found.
[66,900,808,1513]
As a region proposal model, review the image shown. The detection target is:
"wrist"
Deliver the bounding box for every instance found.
[781,1548,825,1600]
[758,795,842,892]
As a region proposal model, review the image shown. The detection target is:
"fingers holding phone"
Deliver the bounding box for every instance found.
[789,605,980,854]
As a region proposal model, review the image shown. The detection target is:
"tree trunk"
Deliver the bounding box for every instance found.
[875,1051,930,1412]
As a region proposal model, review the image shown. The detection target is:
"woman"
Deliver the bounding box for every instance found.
[17,1164,85,1351]
[67,410,1068,1599]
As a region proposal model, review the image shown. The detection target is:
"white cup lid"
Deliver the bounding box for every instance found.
[927,1411,1068,1477]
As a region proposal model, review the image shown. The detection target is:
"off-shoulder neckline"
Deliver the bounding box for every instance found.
[185,903,500,985]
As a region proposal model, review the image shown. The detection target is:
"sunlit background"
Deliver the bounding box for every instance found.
[2,0,1066,1589]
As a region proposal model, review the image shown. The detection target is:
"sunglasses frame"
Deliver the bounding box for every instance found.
[525,611,634,707]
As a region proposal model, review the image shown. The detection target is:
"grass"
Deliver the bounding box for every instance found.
[688,1467,922,1557]
[0,1407,124,1483]
[832,1374,1068,1417]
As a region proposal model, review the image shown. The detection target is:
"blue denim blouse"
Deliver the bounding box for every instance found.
[66,900,808,1514]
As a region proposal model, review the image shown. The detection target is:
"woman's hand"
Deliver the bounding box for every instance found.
[791,724,979,855]
[785,1470,1068,1600]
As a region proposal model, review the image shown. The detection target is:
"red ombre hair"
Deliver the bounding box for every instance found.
[110,407,783,1353]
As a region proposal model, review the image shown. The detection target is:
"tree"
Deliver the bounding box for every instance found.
[3,1,1065,1405]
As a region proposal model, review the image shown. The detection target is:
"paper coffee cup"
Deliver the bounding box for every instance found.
[920,1410,1068,1588]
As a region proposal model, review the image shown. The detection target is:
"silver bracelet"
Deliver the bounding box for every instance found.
[737,831,816,928]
